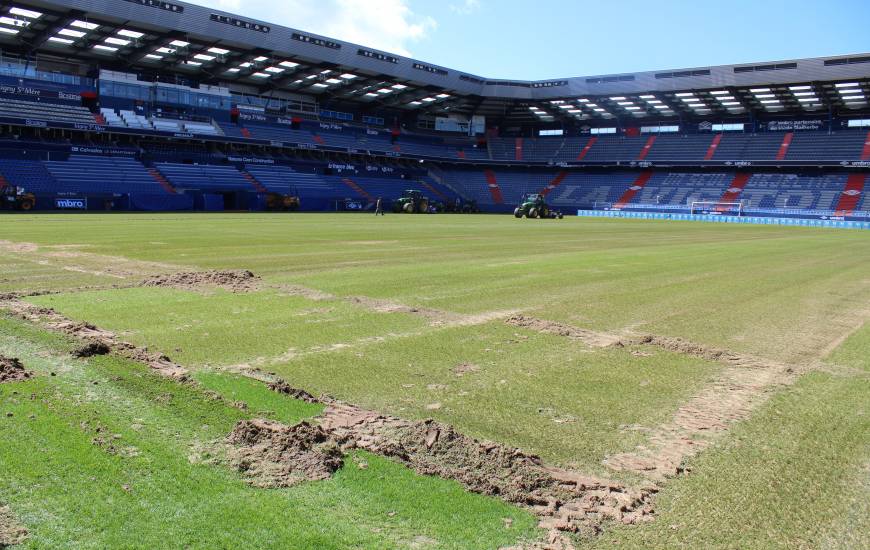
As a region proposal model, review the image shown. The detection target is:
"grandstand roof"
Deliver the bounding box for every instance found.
[1,0,868,126]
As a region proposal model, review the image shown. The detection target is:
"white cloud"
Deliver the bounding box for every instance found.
[186,0,436,57]
[449,0,481,15]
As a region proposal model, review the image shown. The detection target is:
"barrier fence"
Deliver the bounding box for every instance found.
[576,209,870,230]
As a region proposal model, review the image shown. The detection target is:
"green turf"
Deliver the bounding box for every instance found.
[587,369,870,549]
[1,213,868,548]
[0,316,539,549]
[29,287,429,368]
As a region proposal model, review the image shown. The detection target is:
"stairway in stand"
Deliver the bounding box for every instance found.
[241,170,268,193]
[147,168,177,194]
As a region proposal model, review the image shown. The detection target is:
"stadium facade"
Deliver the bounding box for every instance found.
[0,0,867,219]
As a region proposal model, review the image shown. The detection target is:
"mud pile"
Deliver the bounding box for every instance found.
[140,270,260,293]
[0,506,28,546]
[267,379,319,403]
[318,402,656,535]
[225,419,343,487]
[0,356,31,384]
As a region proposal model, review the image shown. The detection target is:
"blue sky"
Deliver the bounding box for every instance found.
[191,0,870,80]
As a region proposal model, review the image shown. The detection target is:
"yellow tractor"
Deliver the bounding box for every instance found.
[0,185,35,211]
[265,192,300,212]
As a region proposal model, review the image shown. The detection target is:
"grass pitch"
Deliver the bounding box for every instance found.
[1,213,868,549]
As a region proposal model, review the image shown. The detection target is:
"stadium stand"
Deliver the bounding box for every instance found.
[0,0,864,221]
[43,155,166,195]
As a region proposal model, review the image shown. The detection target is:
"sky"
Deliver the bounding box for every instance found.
[187,0,870,80]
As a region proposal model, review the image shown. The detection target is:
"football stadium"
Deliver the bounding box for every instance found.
[0,0,868,548]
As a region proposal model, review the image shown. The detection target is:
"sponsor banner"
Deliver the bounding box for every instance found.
[70,146,136,157]
[366,165,394,173]
[238,111,269,123]
[55,198,87,210]
[576,210,870,230]
[328,162,356,171]
[765,119,826,132]
[227,156,275,164]
[73,123,107,132]
[319,122,342,132]
[0,76,93,102]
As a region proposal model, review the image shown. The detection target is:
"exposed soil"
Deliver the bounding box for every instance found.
[140,270,261,293]
[0,240,186,280]
[317,402,654,536]
[348,295,517,328]
[0,356,31,384]
[603,360,798,481]
[506,315,624,348]
[272,284,335,301]
[225,419,344,488]
[72,340,112,358]
[0,505,28,547]
[0,299,188,380]
[505,315,808,482]
[501,530,578,550]
[267,379,320,403]
[453,363,480,376]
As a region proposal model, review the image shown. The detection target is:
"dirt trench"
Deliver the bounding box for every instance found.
[505,315,624,348]
[226,397,656,538]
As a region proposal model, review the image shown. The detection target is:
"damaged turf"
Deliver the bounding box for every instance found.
[228,393,656,538]
[140,270,261,293]
[0,299,188,380]
[321,403,656,535]
[0,505,28,546]
[267,379,320,403]
[506,315,804,482]
[0,356,32,384]
[506,315,624,348]
[225,419,344,487]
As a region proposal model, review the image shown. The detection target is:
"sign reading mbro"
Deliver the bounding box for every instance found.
[55,198,87,210]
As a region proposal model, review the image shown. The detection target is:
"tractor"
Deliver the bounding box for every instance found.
[265,193,300,212]
[393,189,430,213]
[0,185,35,211]
[514,194,563,219]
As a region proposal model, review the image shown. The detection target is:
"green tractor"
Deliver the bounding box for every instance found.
[514,193,563,219]
[0,185,35,211]
[393,189,430,214]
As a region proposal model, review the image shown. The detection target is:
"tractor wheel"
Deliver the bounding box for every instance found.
[402,203,413,213]
[419,200,429,213]
[557,212,564,219]
[514,208,522,218]
[19,199,34,211]
[529,208,538,219]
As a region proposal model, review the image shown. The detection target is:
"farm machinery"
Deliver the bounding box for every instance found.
[393,189,431,213]
[0,185,35,211]
[514,194,563,219]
